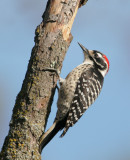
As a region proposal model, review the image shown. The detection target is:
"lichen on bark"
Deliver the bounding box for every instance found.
[0,0,88,159]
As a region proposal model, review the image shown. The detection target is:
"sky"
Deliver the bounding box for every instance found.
[0,0,130,160]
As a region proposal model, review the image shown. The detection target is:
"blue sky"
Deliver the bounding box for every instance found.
[0,0,130,160]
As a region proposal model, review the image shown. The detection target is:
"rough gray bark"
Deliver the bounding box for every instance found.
[0,0,88,159]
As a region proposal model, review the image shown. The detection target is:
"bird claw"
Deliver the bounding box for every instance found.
[43,68,60,92]
[56,85,59,92]
[43,68,60,77]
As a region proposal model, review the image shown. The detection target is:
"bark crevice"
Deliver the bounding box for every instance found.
[0,0,88,159]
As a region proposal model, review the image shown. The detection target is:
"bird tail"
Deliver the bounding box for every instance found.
[39,118,66,152]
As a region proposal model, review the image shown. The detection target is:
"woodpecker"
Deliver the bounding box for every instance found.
[39,43,109,151]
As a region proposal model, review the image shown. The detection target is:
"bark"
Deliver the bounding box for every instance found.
[0,0,88,159]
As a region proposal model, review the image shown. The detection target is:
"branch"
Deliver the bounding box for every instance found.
[0,0,88,159]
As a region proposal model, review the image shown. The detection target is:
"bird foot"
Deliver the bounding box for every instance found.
[43,68,60,77]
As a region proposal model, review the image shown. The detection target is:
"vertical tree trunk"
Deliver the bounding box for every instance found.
[0,0,88,159]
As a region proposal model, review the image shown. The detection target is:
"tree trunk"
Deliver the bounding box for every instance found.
[0,0,88,159]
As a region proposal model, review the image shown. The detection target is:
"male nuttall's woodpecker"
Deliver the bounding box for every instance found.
[39,43,109,151]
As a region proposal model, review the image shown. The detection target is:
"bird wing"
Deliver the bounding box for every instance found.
[60,69,103,137]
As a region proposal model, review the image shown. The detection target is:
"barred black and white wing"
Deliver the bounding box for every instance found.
[60,69,103,137]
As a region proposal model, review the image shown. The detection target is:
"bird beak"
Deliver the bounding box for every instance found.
[78,42,89,54]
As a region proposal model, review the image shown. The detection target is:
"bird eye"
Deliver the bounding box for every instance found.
[95,54,99,58]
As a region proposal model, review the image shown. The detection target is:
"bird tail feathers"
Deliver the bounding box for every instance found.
[39,118,67,152]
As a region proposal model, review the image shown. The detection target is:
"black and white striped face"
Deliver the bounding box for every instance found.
[88,50,109,77]
[78,43,109,77]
